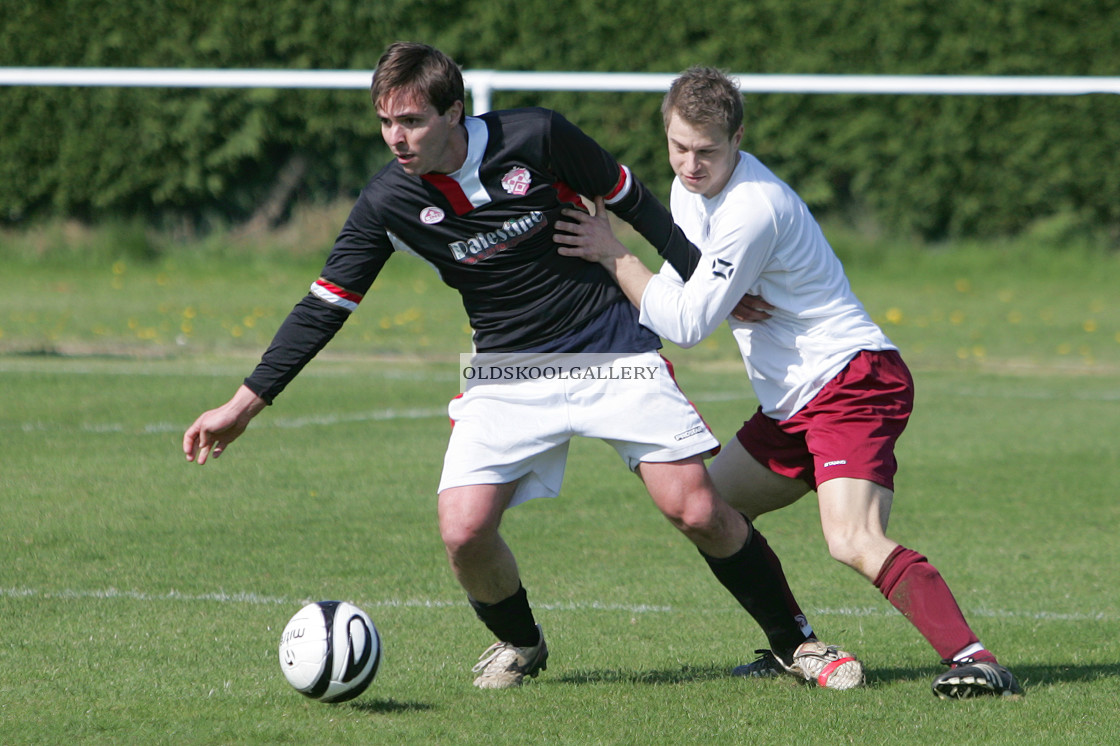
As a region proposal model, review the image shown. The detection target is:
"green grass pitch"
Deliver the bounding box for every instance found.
[1,236,1119,744]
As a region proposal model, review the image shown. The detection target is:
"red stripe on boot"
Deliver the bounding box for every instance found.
[818,656,857,687]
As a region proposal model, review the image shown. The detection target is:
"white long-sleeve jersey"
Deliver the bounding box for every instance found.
[639,151,896,420]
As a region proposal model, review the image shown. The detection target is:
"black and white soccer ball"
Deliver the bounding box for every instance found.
[278,601,381,703]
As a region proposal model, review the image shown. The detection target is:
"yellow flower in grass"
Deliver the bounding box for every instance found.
[395,308,422,326]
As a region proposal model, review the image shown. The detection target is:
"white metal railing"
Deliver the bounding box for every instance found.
[2,68,1119,114]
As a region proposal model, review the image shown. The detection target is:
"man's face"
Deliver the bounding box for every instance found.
[377,90,465,176]
[666,111,742,199]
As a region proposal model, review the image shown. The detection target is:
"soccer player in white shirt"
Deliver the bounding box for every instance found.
[557,67,1021,699]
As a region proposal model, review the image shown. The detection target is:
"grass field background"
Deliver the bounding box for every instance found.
[2,220,1119,744]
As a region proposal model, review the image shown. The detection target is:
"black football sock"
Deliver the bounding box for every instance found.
[701,519,812,664]
[468,584,541,648]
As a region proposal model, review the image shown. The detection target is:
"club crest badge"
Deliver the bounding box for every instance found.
[420,206,445,224]
[501,167,531,196]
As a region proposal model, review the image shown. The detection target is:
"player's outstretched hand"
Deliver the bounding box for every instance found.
[555,196,631,264]
[731,293,775,323]
[183,385,267,465]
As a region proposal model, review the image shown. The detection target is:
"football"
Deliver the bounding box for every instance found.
[278,601,382,703]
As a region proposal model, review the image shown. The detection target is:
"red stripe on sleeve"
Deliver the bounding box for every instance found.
[604,166,628,201]
[315,278,364,304]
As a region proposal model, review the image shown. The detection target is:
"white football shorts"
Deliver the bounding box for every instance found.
[438,351,719,507]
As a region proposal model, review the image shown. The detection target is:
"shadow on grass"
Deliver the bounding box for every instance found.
[869,661,1120,692]
[560,661,1120,691]
[557,664,729,685]
[347,698,433,714]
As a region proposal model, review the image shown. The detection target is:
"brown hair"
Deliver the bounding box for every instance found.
[370,42,465,124]
[661,66,743,139]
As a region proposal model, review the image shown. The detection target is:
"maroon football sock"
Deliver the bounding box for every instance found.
[873,545,990,662]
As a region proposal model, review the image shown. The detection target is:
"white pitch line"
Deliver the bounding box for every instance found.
[4,358,1118,402]
[0,587,291,605]
[809,606,1120,622]
[6,406,450,436]
[1,586,1114,622]
[7,379,1119,438]
[6,396,752,436]
[0,587,671,615]
[0,357,461,381]
[951,387,1120,402]
[266,407,449,429]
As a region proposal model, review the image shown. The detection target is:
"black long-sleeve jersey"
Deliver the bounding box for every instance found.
[244,107,700,403]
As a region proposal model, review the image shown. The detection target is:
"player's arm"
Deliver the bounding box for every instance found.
[241,200,391,405]
[555,196,654,308]
[604,171,702,281]
[559,196,775,347]
[557,196,774,327]
[545,111,701,280]
[181,294,353,467]
[639,206,776,347]
[183,197,392,465]
[183,384,267,464]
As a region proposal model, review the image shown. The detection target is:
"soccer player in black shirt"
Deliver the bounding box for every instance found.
[185,42,784,689]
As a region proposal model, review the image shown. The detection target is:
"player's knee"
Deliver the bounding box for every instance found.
[661,493,726,540]
[665,510,708,538]
[823,529,888,578]
[439,516,496,559]
[821,522,862,563]
[825,540,860,568]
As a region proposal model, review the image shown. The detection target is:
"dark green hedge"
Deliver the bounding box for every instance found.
[2,0,1118,241]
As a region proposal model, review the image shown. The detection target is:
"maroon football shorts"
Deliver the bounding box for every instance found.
[735,349,914,491]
